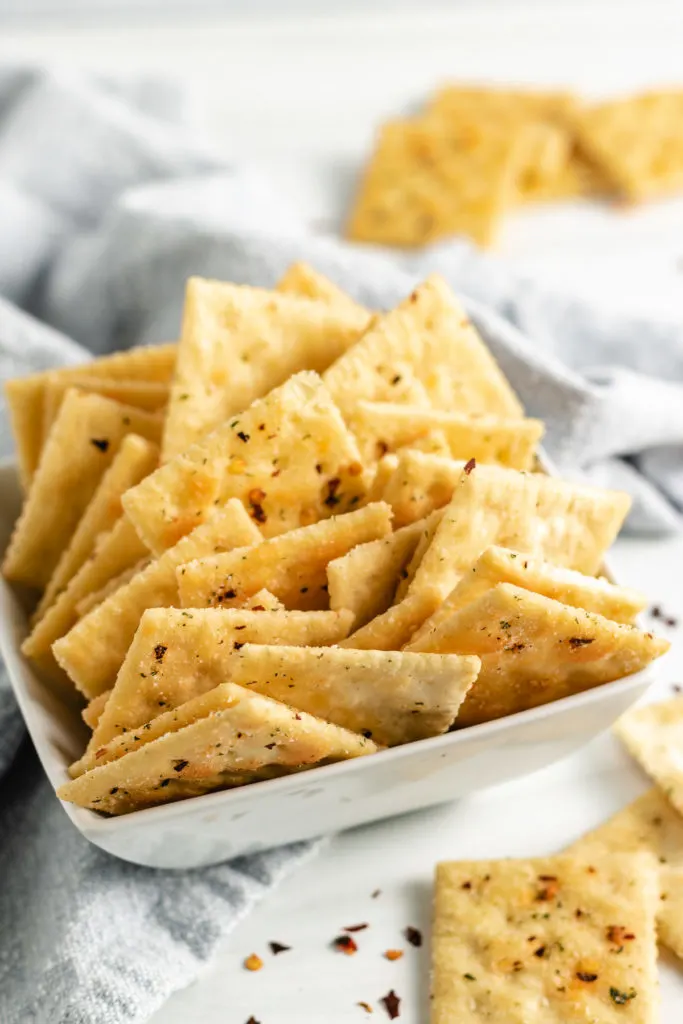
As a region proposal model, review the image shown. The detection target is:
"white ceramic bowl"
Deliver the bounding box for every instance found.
[0,458,656,869]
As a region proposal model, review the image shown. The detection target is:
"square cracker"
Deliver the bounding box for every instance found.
[42,376,167,449]
[275,262,368,316]
[74,559,151,619]
[339,586,444,653]
[21,515,149,694]
[407,583,669,728]
[410,544,647,649]
[162,278,369,459]
[82,690,111,730]
[35,433,159,621]
[615,697,683,818]
[176,501,392,612]
[57,684,378,815]
[380,451,466,527]
[573,91,683,201]
[327,512,441,629]
[569,788,683,961]
[52,499,261,698]
[5,343,175,489]
[76,604,355,770]
[345,115,525,248]
[349,400,542,468]
[2,390,162,589]
[431,852,659,1024]
[404,460,631,609]
[226,643,479,747]
[323,276,522,420]
[123,371,369,554]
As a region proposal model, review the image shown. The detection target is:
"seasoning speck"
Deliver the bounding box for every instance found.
[404,926,422,947]
[357,1001,373,1013]
[334,934,358,955]
[344,923,369,933]
[90,438,109,452]
[463,457,476,475]
[268,941,290,955]
[610,987,637,1005]
[244,953,263,972]
[384,949,403,961]
[380,989,401,1019]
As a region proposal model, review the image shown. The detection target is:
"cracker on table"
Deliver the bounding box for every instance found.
[615,697,683,818]
[431,852,659,1023]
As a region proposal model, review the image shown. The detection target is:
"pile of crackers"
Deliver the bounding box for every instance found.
[2,265,668,816]
[346,85,683,247]
[431,693,683,1020]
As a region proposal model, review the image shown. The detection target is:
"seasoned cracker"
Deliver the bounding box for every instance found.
[42,376,167,448]
[276,262,368,315]
[407,584,669,727]
[35,433,158,621]
[82,690,111,730]
[123,371,369,553]
[339,586,443,652]
[615,697,683,818]
[52,500,261,698]
[324,276,522,420]
[3,391,162,588]
[350,400,542,467]
[57,685,377,815]
[177,502,392,612]
[74,605,354,773]
[569,788,683,961]
[432,852,659,1023]
[162,278,369,458]
[5,343,175,488]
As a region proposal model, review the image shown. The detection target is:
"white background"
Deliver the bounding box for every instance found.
[3,3,683,1020]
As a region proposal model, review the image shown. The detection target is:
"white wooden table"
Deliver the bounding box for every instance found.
[3,4,683,1020]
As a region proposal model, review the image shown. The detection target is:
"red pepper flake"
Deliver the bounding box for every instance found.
[245,1017,261,1024]
[576,971,598,982]
[90,438,110,452]
[268,941,291,955]
[384,949,403,961]
[248,487,268,524]
[244,953,263,971]
[344,923,369,932]
[153,644,167,662]
[381,989,401,1019]
[463,457,476,475]
[606,925,635,944]
[535,876,560,901]
[357,1002,373,1013]
[404,926,422,947]
[533,946,547,958]
[334,934,358,955]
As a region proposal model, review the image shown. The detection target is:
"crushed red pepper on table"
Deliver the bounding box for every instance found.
[244,953,264,972]
[463,457,476,475]
[404,926,422,947]
[381,989,401,1019]
[384,949,403,961]
[268,941,291,955]
[344,923,369,932]
[357,1001,374,1013]
[334,934,358,955]
[245,1018,261,1024]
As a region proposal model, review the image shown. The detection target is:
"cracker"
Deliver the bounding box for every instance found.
[350,400,542,468]
[243,589,284,612]
[123,371,369,553]
[323,276,522,420]
[2,391,162,588]
[573,91,683,201]
[162,279,369,459]
[394,508,446,603]
[57,684,378,815]
[327,514,438,629]
[82,690,111,730]
[74,605,354,773]
[569,788,683,960]
[52,500,261,698]
[5,343,175,488]
[276,262,368,316]
[74,559,151,618]
[42,375,167,448]
[403,461,631,610]
[35,434,158,621]
[177,501,392,612]
[407,583,669,727]
[403,429,452,457]
[228,643,479,747]
[615,697,683,818]
[364,453,399,505]
[431,852,659,1024]
[411,544,647,648]
[21,516,149,691]
[339,586,443,652]
[380,451,467,527]
[345,116,525,248]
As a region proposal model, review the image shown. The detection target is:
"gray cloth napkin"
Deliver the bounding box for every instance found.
[1,66,682,1024]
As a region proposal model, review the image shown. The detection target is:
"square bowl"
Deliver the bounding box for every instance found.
[0,458,656,869]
